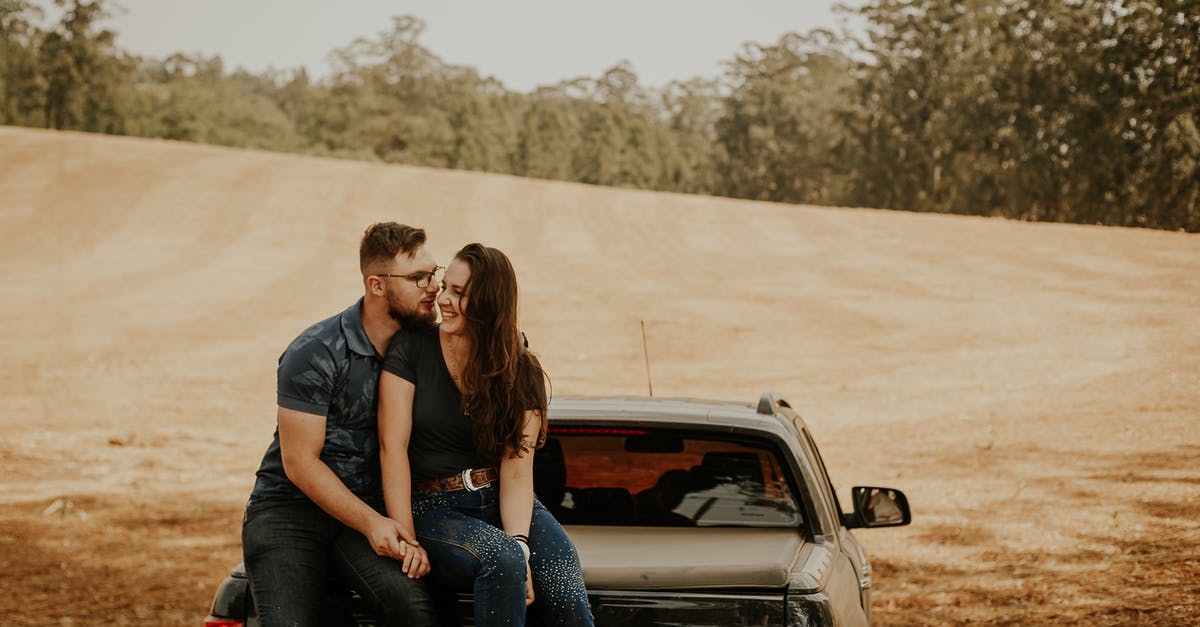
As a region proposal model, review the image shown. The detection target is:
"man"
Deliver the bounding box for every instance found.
[242,222,444,626]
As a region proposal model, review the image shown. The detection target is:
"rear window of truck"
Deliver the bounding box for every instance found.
[533,426,802,527]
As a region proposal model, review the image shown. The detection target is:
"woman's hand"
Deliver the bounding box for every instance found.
[525,561,535,606]
[402,540,431,579]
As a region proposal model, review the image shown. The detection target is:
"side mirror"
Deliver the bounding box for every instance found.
[846,486,911,529]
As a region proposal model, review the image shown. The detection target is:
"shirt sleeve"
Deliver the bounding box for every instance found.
[529,373,548,411]
[525,354,549,411]
[383,330,420,384]
[276,336,337,417]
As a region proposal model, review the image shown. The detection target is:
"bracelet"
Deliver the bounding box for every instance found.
[511,535,531,560]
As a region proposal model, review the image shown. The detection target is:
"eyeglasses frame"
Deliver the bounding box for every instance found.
[374,265,445,289]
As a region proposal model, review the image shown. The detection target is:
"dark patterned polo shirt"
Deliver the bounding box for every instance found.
[249,298,385,501]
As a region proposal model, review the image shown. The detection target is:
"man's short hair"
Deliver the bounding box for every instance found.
[359,222,426,273]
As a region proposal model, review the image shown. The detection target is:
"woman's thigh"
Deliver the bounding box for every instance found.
[414,502,521,588]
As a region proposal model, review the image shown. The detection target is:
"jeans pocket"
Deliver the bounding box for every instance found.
[243,497,307,529]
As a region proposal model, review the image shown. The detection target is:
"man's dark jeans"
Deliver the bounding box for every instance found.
[242,497,438,627]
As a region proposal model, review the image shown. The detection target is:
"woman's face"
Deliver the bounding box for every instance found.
[437,258,470,336]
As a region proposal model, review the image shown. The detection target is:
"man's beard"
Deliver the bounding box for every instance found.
[388,301,437,332]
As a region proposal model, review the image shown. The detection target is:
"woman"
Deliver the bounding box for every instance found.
[377,243,593,627]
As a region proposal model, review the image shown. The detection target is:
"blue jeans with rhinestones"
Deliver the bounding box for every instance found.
[412,482,593,627]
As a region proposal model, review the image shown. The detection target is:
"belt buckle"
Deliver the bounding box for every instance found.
[461,468,479,491]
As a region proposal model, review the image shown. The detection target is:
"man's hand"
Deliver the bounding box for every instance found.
[365,515,406,558]
[365,515,430,578]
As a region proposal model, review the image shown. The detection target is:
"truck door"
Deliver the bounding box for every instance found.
[795,425,870,627]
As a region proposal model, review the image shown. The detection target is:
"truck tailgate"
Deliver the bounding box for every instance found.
[566,526,803,589]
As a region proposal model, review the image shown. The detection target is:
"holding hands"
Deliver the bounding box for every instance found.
[366,515,430,578]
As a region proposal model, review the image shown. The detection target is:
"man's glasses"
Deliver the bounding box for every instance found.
[375,266,445,289]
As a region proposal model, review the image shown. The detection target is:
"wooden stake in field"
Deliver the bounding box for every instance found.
[641,319,654,398]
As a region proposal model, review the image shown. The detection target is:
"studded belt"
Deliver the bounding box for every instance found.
[413,467,499,494]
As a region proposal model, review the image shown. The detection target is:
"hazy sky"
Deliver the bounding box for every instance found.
[43,0,862,92]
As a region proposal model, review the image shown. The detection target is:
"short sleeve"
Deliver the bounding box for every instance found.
[530,373,548,411]
[525,354,549,411]
[277,336,337,416]
[383,330,421,384]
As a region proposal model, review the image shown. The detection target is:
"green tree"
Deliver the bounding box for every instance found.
[1082,0,1199,230]
[515,84,584,180]
[661,78,723,194]
[0,0,44,125]
[568,63,681,189]
[38,0,129,132]
[717,30,856,204]
[321,16,456,165]
[845,0,1199,230]
[442,69,522,174]
[123,54,303,152]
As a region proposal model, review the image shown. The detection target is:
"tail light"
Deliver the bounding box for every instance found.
[550,426,648,435]
[202,616,243,627]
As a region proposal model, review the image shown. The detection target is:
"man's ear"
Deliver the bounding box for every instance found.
[366,275,386,296]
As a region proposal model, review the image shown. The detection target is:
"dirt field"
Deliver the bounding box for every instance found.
[1,126,1196,625]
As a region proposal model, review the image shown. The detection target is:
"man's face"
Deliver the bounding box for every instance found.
[379,245,440,331]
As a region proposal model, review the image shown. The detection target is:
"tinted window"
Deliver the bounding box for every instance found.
[533,427,802,527]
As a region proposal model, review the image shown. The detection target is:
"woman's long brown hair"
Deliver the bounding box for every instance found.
[454,243,548,460]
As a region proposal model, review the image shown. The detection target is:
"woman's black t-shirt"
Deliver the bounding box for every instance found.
[382,326,493,482]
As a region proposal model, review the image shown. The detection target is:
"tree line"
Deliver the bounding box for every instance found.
[3,0,1196,231]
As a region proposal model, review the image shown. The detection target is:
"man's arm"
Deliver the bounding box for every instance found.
[278,405,425,576]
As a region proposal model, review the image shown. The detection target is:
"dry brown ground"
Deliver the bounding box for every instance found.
[1,127,1197,626]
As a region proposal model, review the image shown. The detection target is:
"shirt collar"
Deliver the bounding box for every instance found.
[339,298,376,358]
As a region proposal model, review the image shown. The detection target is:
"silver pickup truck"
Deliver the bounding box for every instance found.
[204,392,910,626]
